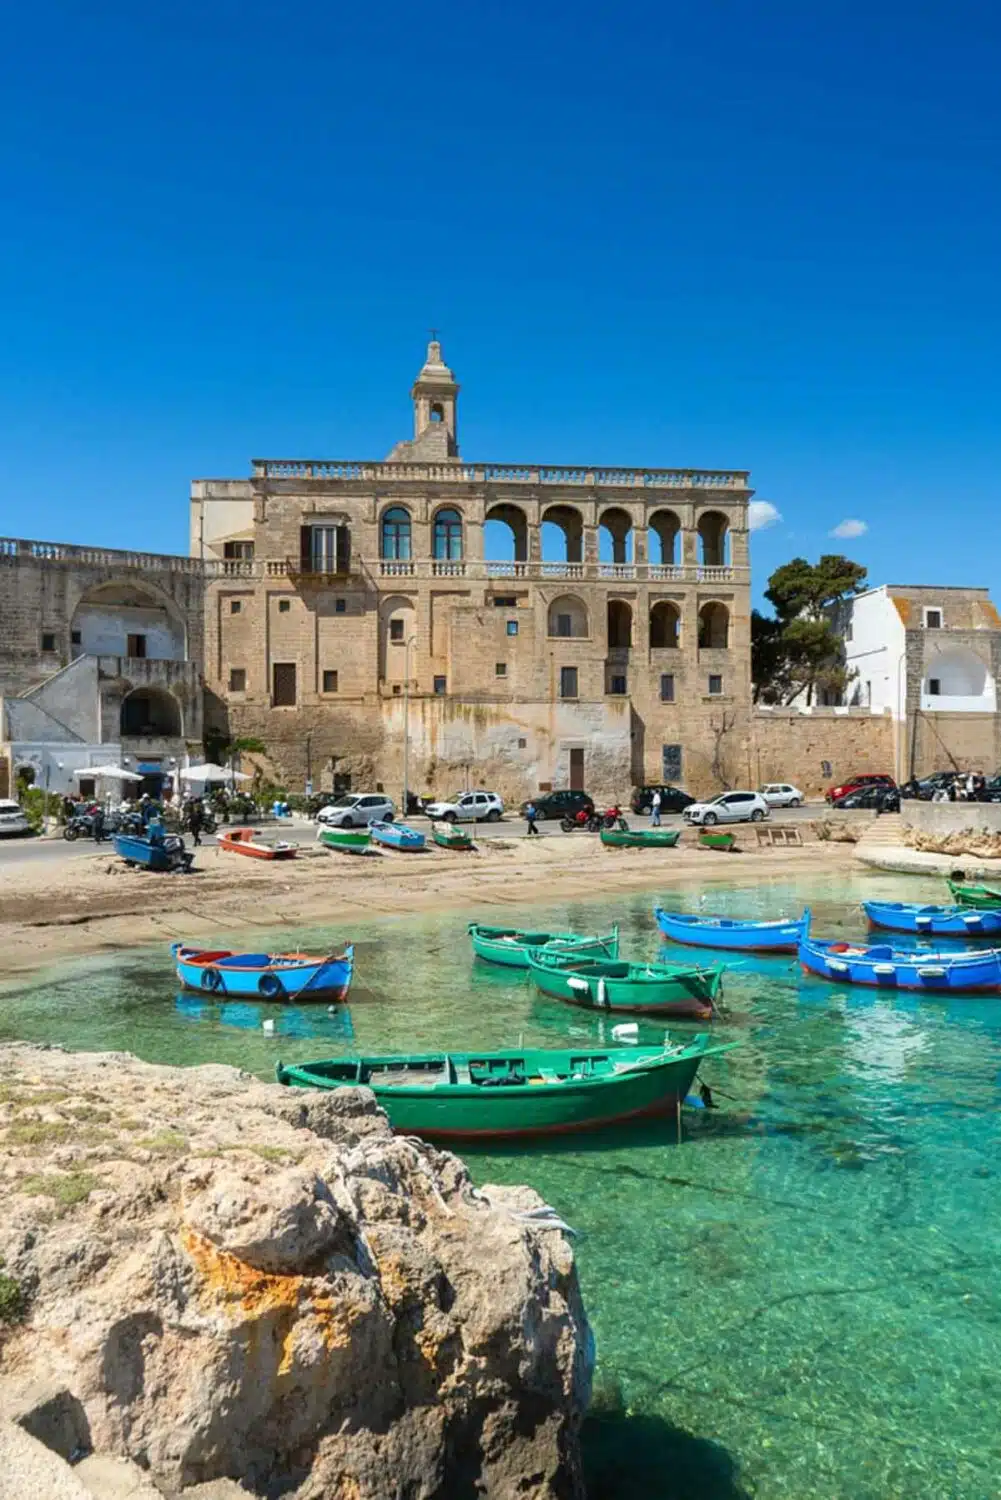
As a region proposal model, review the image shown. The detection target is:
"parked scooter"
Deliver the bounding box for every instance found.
[63,805,108,841]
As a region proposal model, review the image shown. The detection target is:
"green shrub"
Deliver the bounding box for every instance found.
[17,788,63,833]
[0,1270,26,1324]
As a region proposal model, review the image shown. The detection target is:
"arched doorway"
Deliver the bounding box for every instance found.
[120,687,182,738]
[697,512,730,567]
[607,599,633,649]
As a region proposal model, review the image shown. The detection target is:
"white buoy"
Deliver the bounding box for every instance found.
[262,1018,276,1033]
[612,1022,639,1042]
[327,1005,336,1014]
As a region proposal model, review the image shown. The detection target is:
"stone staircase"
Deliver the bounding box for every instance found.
[855,813,905,854]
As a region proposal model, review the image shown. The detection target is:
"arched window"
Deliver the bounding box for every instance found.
[547,595,589,638]
[697,511,730,567]
[698,602,730,650]
[650,601,681,649]
[649,511,681,567]
[430,403,444,423]
[381,507,412,561]
[120,687,183,738]
[607,599,632,649]
[433,508,463,561]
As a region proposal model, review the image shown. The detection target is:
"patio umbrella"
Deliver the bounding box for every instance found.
[72,765,143,782]
[179,763,250,784]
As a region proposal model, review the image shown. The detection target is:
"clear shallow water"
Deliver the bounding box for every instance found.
[3,869,1001,1499]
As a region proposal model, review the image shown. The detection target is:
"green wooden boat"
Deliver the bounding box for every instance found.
[432,822,473,850]
[275,1036,732,1140]
[468,923,619,968]
[698,830,736,852]
[527,949,724,1019]
[948,879,1001,910]
[317,826,371,853]
[600,827,681,849]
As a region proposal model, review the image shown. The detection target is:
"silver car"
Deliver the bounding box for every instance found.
[683,791,770,826]
[0,799,31,837]
[316,793,395,829]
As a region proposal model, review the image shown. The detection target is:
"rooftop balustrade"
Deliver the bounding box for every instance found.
[250,458,750,489]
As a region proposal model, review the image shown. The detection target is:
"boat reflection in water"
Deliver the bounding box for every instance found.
[174,994,355,1042]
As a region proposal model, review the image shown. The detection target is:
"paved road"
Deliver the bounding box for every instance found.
[0,801,854,868]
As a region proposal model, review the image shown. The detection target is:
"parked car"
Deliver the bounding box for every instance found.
[824,773,896,805]
[630,785,695,816]
[683,791,770,826]
[831,785,901,812]
[519,789,595,822]
[316,793,395,828]
[759,783,804,808]
[0,799,31,837]
[424,790,504,823]
[900,771,963,801]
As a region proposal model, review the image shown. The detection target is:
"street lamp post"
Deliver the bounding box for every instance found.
[403,635,416,819]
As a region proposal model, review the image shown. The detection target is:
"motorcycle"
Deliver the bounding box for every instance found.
[64,806,110,841]
[559,806,629,833]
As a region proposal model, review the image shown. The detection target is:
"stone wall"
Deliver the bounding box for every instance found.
[906,710,1001,779]
[900,800,1001,836]
[751,708,896,796]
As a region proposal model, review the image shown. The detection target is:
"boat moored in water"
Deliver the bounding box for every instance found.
[527,949,724,1017]
[173,942,354,1001]
[798,934,1001,993]
[947,879,1001,910]
[863,900,1001,937]
[468,923,619,968]
[655,906,808,952]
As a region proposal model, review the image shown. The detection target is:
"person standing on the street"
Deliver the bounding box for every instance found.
[189,798,204,847]
[651,789,662,827]
[525,800,540,837]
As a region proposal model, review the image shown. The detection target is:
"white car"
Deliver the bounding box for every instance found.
[316,793,395,828]
[760,783,804,808]
[0,799,30,837]
[683,791,770,826]
[424,790,504,824]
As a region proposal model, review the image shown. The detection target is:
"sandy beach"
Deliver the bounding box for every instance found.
[0,831,858,977]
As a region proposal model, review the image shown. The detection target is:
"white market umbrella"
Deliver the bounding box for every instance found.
[72,765,143,782]
[179,763,250,785]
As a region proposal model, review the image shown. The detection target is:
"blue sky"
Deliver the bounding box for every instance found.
[1,1,999,604]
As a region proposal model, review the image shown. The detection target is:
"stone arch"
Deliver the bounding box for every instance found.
[650,600,681,649]
[547,594,589,639]
[599,507,633,565]
[380,506,412,561]
[484,503,528,563]
[120,686,182,738]
[379,594,417,683]
[649,510,681,567]
[432,507,463,561]
[541,504,583,564]
[698,601,730,650]
[697,510,731,567]
[71,578,187,660]
[923,647,994,703]
[607,599,632,649]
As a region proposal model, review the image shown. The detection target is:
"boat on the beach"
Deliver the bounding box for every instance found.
[863,900,1001,937]
[599,827,681,849]
[432,821,473,850]
[219,828,298,860]
[947,879,1001,910]
[317,826,371,853]
[654,906,808,952]
[698,830,737,852]
[370,820,425,852]
[114,826,192,873]
[468,923,619,968]
[798,933,1001,993]
[275,1035,732,1140]
[527,949,724,1018]
[173,942,354,1001]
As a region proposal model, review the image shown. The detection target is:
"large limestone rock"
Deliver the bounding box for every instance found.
[0,1046,591,1498]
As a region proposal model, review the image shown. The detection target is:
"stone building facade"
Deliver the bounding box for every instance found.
[192,342,754,800]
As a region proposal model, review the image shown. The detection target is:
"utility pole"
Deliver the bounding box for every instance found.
[403,635,416,817]
[305,732,313,795]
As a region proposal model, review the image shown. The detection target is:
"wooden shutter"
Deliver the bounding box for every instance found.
[300,526,312,572]
[336,525,351,575]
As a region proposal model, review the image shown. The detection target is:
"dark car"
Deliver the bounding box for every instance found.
[630,785,695,816]
[825,773,896,804]
[831,784,900,812]
[519,789,595,822]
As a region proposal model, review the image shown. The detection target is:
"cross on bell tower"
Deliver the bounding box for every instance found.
[410,336,459,457]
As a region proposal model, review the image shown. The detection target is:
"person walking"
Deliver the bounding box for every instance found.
[188,798,204,847]
[651,789,662,827]
[525,800,540,837]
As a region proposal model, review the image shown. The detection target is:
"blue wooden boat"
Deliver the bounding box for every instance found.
[654,906,808,952]
[798,933,1001,993]
[115,823,192,873]
[370,820,426,852]
[171,942,354,1002]
[863,900,1001,937]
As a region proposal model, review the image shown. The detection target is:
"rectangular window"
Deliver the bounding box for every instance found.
[322,669,339,693]
[230,600,242,614]
[495,662,507,677]
[272,662,297,706]
[556,614,572,638]
[390,618,405,642]
[434,676,447,695]
[223,540,254,560]
[609,675,627,695]
[335,598,346,614]
[302,524,351,574]
[228,668,246,692]
[928,678,941,696]
[925,609,943,629]
[127,633,147,659]
[506,619,519,636]
[660,673,675,703]
[560,666,579,699]
[493,596,517,607]
[708,674,723,696]
[278,599,291,614]
[41,631,56,652]
[662,744,683,781]
[71,630,81,646]
[518,737,527,749]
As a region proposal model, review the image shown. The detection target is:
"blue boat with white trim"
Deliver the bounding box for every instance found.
[862,900,1001,938]
[172,943,354,1002]
[654,906,808,952]
[370,820,426,852]
[798,933,1001,993]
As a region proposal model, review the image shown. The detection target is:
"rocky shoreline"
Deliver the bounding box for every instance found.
[0,1045,593,1499]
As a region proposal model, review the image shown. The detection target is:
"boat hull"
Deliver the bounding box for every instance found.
[697,831,736,851]
[276,1040,723,1139]
[798,936,1001,993]
[432,825,473,849]
[527,953,722,1018]
[370,820,426,852]
[654,906,806,952]
[114,832,190,871]
[172,943,354,1002]
[220,829,298,860]
[317,827,371,853]
[468,925,619,968]
[948,880,1001,910]
[600,828,681,849]
[863,900,1001,937]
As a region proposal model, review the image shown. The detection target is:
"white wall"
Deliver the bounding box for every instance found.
[9,743,124,795]
[844,588,905,717]
[72,605,184,661]
[190,484,256,559]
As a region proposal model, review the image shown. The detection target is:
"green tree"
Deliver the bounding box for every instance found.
[753,555,866,706]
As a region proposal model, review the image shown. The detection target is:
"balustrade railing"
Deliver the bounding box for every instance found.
[0,537,207,573]
[252,458,749,489]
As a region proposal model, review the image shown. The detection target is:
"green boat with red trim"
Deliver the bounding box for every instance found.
[527,948,723,1018]
[947,879,1001,910]
[599,827,681,849]
[275,1035,732,1141]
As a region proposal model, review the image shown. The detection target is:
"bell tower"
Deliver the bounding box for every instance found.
[410,337,459,457]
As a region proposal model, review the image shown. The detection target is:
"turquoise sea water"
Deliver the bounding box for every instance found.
[3,869,1001,1499]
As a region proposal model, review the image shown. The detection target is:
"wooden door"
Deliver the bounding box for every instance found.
[569,749,585,790]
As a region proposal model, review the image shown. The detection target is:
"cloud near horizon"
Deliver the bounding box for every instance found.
[829,518,868,539]
[748,500,782,531]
